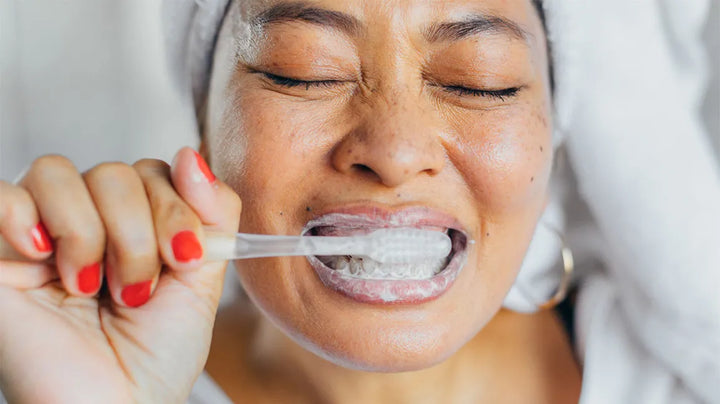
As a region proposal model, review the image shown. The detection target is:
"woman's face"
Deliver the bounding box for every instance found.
[205,0,552,371]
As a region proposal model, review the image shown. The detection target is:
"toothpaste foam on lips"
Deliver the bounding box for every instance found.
[303,208,469,304]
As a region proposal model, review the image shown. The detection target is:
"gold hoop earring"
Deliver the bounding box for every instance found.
[536,226,574,310]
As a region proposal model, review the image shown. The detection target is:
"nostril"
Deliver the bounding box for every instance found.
[349,163,385,184]
[353,164,374,174]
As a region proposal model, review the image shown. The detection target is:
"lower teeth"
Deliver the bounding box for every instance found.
[319,255,449,280]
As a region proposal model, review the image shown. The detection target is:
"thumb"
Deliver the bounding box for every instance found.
[166,147,241,307]
[170,146,241,233]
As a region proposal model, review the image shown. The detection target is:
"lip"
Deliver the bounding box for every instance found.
[303,205,469,305]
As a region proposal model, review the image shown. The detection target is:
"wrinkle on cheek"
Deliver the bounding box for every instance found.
[289,111,338,156]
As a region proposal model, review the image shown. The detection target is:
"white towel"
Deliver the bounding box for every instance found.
[163,1,720,402]
[544,2,720,402]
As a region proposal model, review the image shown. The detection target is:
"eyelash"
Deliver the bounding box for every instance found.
[263,73,339,90]
[263,72,520,101]
[440,85,520,101]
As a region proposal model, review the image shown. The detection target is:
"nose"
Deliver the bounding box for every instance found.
[331,97,446,188]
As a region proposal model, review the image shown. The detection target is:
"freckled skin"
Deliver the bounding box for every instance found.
[203,1,576,400]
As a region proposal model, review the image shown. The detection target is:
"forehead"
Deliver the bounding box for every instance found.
[229,0,543,43]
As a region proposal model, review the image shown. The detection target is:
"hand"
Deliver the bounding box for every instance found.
[0,147,242,403]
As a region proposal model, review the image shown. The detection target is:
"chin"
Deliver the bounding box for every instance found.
[281,310,473,373]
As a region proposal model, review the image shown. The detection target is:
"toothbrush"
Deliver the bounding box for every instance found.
[0,229,452,265]
[204,228,452,264]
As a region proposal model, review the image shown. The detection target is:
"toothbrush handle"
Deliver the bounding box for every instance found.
[0,231,356,263]
[204,232,366,261]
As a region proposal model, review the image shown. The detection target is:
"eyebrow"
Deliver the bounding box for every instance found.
[251,2,362,37]
[251,2,529,44]
[425,15,531,43]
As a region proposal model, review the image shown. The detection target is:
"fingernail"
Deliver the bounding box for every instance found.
[172,230,203,262]
[121,280,152,307]
[78,262,101,294]
[31,222,53,252]
[193,150,216,184]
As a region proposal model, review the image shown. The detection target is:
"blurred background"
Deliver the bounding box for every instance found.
[1,0,719,181]
[1,0,198,180]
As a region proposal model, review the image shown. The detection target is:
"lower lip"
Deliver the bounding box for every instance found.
[306,235,468,304]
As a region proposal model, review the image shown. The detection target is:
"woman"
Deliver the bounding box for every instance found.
[1,0,717,403]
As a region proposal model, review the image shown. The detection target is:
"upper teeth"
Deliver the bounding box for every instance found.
[320,255,449,280]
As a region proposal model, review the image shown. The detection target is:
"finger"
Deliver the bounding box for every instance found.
[84,162,160,308]
[170,147,242,233]
[166,147,242,308]
[0,261,57,289]
[19,155,105,296]
[133,158,205,272]
[0,181,53,260]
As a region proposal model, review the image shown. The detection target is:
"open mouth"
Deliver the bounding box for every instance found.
[302,208,470,304]
[309,226,467,280]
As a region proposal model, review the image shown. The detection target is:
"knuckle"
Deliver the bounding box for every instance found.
[112,232,156,261]
[4,196,26,222]
[63,227,105,251]
[29,154,75,176]
[133,158,169,176]
[85,162,136,184]
[0,183,35,225]
[160,200,195,224]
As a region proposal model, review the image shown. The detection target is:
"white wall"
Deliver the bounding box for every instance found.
[1,0,197,180]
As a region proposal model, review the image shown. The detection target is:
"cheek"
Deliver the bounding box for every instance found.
[212,91,335,217]
[448,103,552,215]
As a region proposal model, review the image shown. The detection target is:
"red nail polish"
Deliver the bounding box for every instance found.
[78,262,101,294]
[193,150,216,183]
[31,222,53,252]
[171,230,203,262]
[121,280,152,307]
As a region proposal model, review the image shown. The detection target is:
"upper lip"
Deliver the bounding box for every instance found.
[302,204,468,235]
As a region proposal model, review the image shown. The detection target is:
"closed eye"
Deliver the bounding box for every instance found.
[261,72,520,102]
[439,84,520,101]
[263,72,341,90]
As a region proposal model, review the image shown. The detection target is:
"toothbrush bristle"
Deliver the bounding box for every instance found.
[367,228,452,263]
